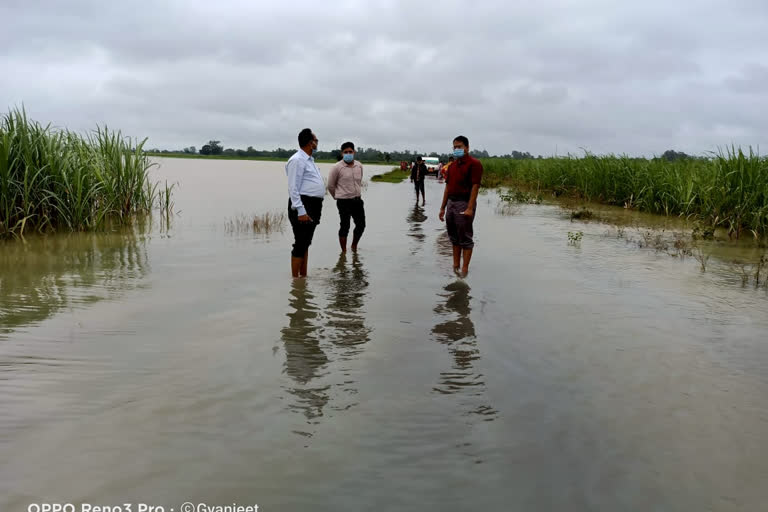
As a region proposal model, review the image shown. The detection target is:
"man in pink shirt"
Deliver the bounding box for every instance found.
[327,141,366,253]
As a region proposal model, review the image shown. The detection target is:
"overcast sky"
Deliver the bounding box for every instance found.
[2,0,767,156]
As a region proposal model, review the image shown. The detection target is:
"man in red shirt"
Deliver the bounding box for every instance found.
[438,135,483,276]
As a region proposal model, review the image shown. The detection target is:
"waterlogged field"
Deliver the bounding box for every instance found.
[481,149,768,238]
[1,158,767,511]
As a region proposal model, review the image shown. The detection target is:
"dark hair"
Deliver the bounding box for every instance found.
[449,156,454,161]
[453,135,469,147]
[341,141,355,151]
[416,156,422,161]
[298,128,314,147]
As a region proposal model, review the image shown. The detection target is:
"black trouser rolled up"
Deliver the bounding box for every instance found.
[445,198,475,249]
[336,197,366,238]
[414,180,425,196]
[288,195,323,258]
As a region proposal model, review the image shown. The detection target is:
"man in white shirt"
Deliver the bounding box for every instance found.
[327,141,366,253]
[286,128,325,278]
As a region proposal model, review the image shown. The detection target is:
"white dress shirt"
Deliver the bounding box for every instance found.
[286,150,325,216]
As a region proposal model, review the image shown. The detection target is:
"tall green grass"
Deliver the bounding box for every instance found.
[482,148,768,237]
[0,108,160,238]
[370,166,410,183]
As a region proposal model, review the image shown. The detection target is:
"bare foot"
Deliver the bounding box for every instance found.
[460,267,469,278]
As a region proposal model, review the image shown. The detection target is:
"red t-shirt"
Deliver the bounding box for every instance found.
[445,155,483,199]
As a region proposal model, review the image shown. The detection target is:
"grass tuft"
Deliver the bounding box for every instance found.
[225,212,286,234]
[371,167,410,183]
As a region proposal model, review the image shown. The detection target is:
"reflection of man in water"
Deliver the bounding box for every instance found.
[433,281,481,394]
[432,281,496,419]
[406,204,428,249]
[433,281,476,345]
[327,252,371,357]
[281,280,329,419]
[439,136,483,276]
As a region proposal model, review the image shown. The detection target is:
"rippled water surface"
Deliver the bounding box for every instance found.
[1,158,767,511]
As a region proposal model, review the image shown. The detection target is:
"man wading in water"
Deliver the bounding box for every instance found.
[327,141,366,253]
[286,128,325,278]
[438,135,483,276]
[411,155,427,205]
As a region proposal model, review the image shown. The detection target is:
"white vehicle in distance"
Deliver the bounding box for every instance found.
[422,156,440,174]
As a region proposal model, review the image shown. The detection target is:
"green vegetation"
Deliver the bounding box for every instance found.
[148,140,436,165]
[567,231,583,245]
[0,108,162,239]
[370,167,410,183]
[147,152,292,162]
[225,211,286,234]
[499,189,542,204]
[146,152,339,164]
[145,151,392,165]
[482,148,768,238]
[570,207,594,220]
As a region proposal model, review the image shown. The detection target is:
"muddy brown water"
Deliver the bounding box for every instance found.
[1,158,767,511]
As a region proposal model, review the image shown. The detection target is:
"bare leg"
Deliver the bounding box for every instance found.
[291,256,302,278]
[461,248,473,276]
[299,250,309,277]
[351,234,361,252]
[452,245,461,273]
[339,237,347,253]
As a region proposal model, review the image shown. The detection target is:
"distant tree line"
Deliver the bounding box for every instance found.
[145,142,705,162]
[147,141,542,162]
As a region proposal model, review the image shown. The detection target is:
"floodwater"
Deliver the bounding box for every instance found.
[1,158,767,511]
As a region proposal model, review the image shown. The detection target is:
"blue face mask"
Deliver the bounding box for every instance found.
[453,148,465,159]
[343,153,354,163]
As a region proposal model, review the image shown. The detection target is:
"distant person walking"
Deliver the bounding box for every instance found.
[411,156,427,205]
[286,128,324,278]
[438,136,483,276]
[327,141,366,253]
[440,155,454,181]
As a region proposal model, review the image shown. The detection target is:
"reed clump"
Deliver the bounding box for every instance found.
[0,107,162,238]
[225,212,286,234]
[481,147,768,238]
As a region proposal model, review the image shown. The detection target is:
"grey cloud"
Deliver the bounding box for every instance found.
[725,65,768,94]
[1,0,767,156]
